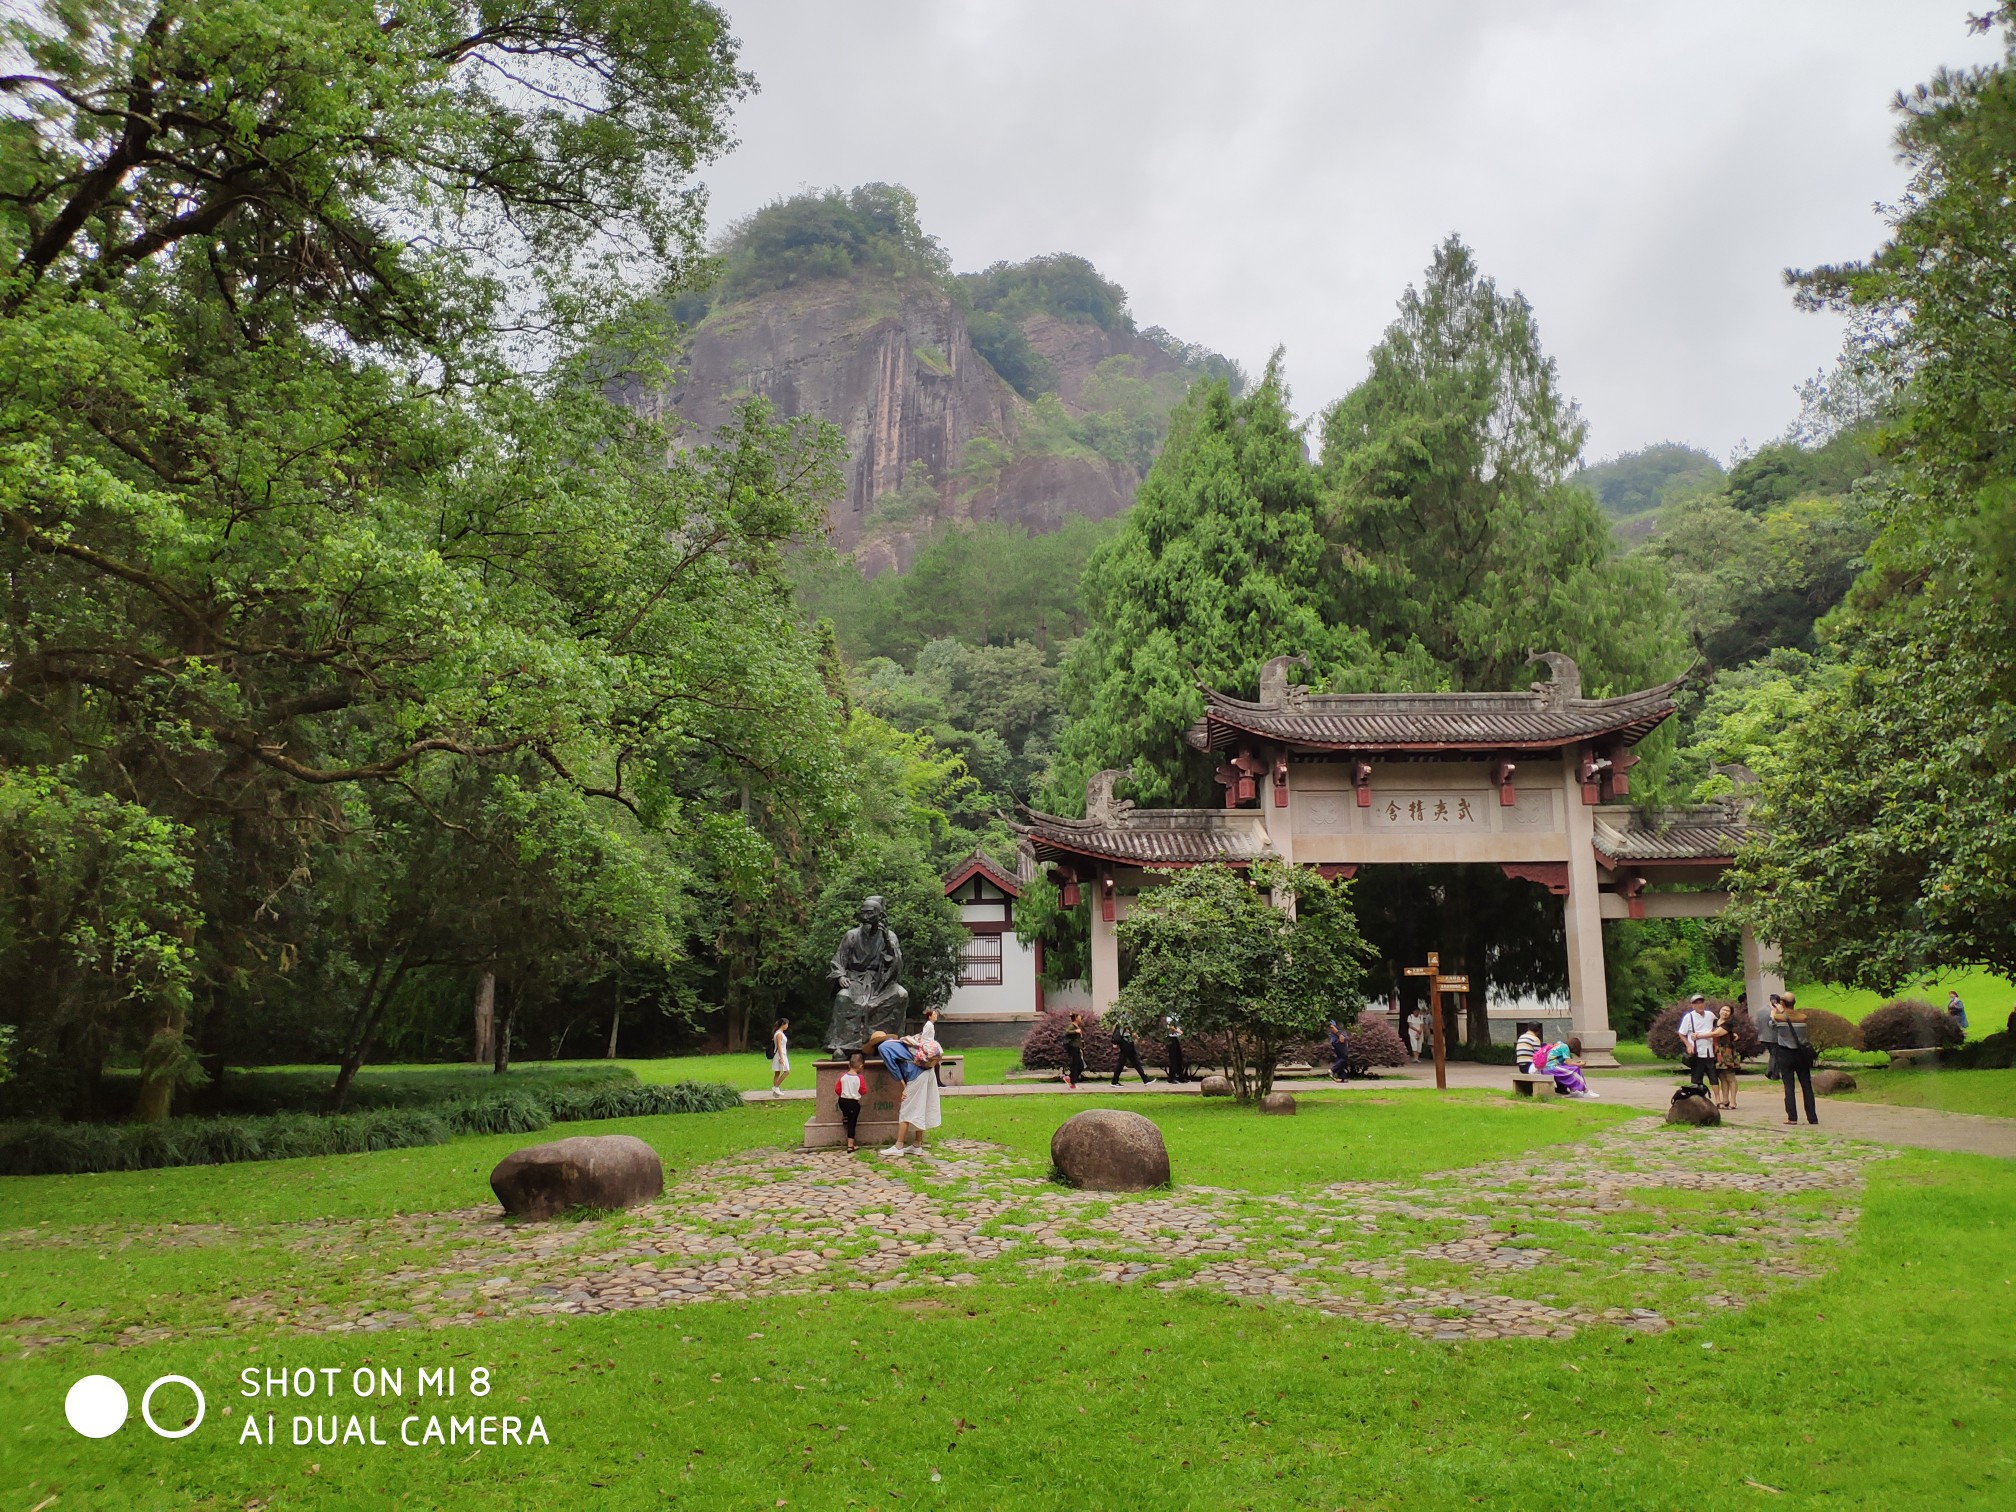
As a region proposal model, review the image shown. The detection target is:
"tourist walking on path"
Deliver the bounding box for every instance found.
[770,1019,791,1097]
[836,1054,866,1153]
[1713,1003,1742,1110]
[1326,1019,1352,1081]
[1948,990,1969,1033]
[1679,994,1718,1089]
[1773,992,1820,1126]
[1514,1022,1542,1074]
[1109,1024,1152,1086]
[1164,1015,1189,1084]
[869,1031,940,1153]
[1408,1007,1430,1061]
[1063,1012,1087,1089]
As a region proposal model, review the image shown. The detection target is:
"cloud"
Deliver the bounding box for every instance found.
[701,1,1998,460]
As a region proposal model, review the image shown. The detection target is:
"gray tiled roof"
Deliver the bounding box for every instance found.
[1593,804,1753,865]
[1190,679,1683,753]
[1015,808,1273,869]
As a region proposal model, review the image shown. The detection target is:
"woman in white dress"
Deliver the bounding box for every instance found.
[770,1019,791,1097]
[919,1007,942,1085]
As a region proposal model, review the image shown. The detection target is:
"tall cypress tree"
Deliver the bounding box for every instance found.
[1316,239,1687,1042]
[1049,362,1402,810]
[1318,236,1682,702]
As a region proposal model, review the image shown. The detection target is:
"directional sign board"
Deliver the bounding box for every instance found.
[1437,976,1470,992]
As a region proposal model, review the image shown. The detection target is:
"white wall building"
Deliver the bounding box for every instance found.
[939,853,1041,1047]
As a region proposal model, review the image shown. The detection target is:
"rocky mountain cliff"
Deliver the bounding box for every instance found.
[636,186,1239,573]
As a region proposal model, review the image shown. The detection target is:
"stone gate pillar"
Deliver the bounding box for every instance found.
[1741,924,1785,1018]
[1089,892,1120,1018]
[1561,748,1618,1065]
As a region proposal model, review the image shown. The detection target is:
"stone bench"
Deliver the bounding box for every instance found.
[1511,1072,1559,1098]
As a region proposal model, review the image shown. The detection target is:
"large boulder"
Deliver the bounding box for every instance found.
[490,1134,664,1220]
[1665,1089,1722,1128]
[1809,1069,1858,1096]
[1258,1091,1296,1115]
[1050,1109,1171,1192]
[1199,1075,1233,1098]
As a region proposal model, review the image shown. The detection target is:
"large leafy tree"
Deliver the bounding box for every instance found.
[0,1,864,1116]
[1111,861,1369,1102]
[1316,238,1688,1041]
[1727,13,2016,985]
[1050,364,1396,810]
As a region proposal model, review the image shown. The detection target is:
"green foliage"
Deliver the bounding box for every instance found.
[1645,490,1877,668]
[1110,862,1371,1101]
[799,516,1116,663]
[1053,367,1393,807]
[1725,431,1879,514]
[863,459,942,529]
[1729,25,2016,986]
[1318,237,1687,725]
[1575,444,1725,522]
[1859,999,1965,1053]
[0,1078,738,1174]
[1800,1009,1865,1053]
[959,253,1132,332]
[0,0,870,1112]
[965,310,1056,399]
[716,184,949,300]
[856,637,1062,805]
[0,766,200,1113]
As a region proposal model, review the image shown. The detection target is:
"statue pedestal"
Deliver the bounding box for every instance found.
[802,1056,964,1148]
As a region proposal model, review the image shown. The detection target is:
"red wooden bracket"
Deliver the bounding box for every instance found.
[1491,758,1518,807]
[1271,755,1290,807]
[1352,759,1373,808]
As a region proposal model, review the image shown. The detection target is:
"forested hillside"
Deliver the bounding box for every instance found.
[646,185,1243,572]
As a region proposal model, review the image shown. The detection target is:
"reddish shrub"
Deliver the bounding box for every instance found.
[1859,999,1964,1053]
[1019,1011,1118,1073]
[1346,1011,1410,1072]
[1647,1000,1762,1061]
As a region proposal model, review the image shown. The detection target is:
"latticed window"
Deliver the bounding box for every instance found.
[959,932,1003,985]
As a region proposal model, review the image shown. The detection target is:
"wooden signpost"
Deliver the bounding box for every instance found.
[1403,952,1469,1091]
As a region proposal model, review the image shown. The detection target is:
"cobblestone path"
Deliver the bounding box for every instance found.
[144,1118,1888,1346]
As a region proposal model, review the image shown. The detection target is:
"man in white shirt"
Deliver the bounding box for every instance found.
[1678,993,1719,1090]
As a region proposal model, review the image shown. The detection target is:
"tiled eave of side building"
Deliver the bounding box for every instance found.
[1592,803,1753,870]
[1014,807,1274,871]
[1185,654,1683,755]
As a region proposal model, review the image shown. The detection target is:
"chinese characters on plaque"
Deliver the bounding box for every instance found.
[1369,794,1484,831]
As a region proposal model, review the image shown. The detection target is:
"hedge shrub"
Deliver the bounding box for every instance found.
[1860,999,1965,1053]
[1937,1030,2016,1070]
[0,1079,739,1177]
[1020,1010,1119,1073]
[1647,1000,1762,1061]
[1800,1009,1864,1053]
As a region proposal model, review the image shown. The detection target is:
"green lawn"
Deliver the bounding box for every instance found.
[5,1096,2013,1508]
[1839,1068,2016,1120]
[618,1045,1026,1093]
[1791,966,2015,1038]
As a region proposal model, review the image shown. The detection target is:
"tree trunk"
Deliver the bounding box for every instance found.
[605,999,622,1059]
[472,970,495,1064]
[130,1004,190,1123]
[329,950,411,1111]
[493,985,515,1075]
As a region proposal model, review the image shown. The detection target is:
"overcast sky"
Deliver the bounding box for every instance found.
[694,2,1999,464]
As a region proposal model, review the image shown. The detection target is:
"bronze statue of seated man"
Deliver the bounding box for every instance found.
[826,894,909,1056]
